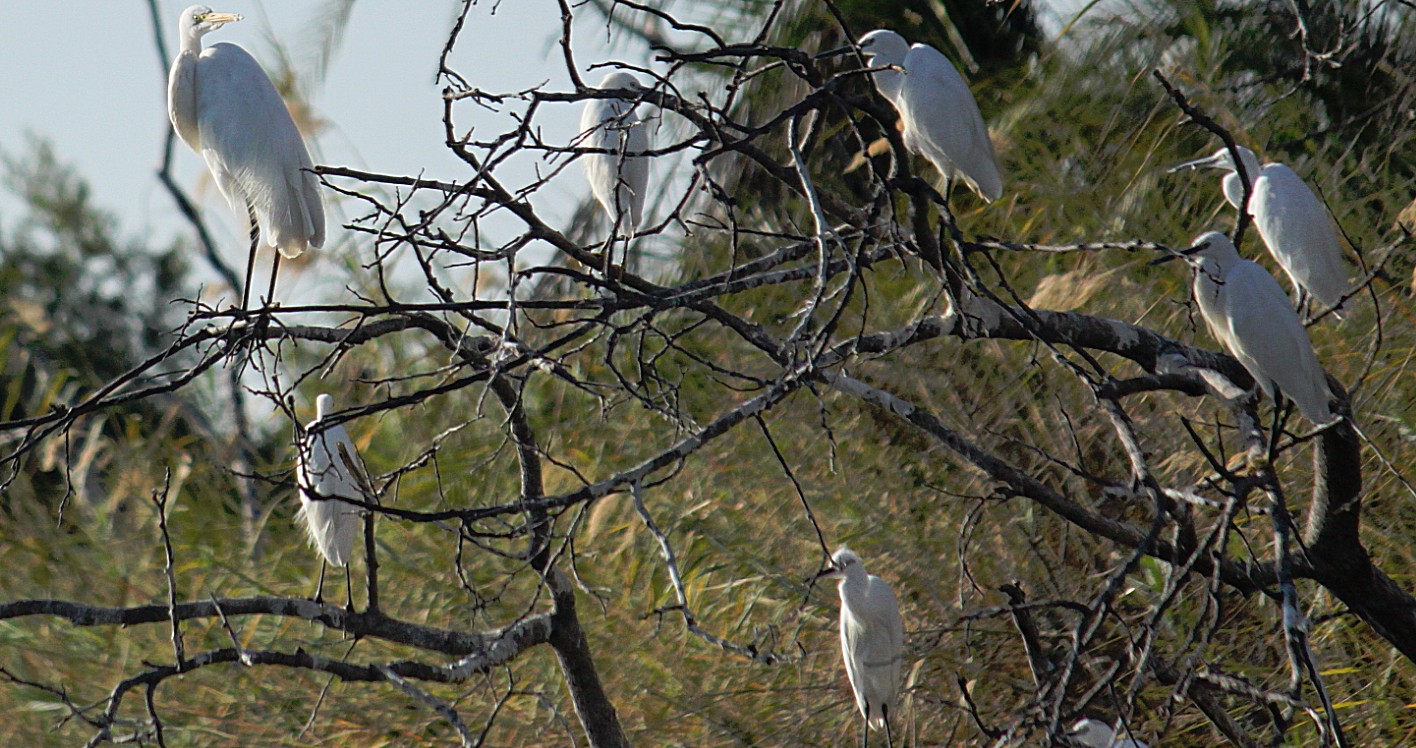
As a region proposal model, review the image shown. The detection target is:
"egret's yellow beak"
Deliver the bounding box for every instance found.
[202,11,244,28]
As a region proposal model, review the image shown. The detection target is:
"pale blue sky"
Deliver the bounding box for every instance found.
[0,1,1085,301]
[0,1,643,299]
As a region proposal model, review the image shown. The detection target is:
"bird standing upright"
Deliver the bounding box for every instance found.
[579,70,650,268]
[296,394,366,605]
[168,5,325,310]
[854,29,1003,203]
[1170,232,1336,426]
[820,547,905,748]
[1171,146,1347,316]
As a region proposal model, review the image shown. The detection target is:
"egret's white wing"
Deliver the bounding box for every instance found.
[840,611,867,716]
[1223,260,1334,424]
[296,420,363,567]
[841,576,904,728]
[1251,164,1347,311]
[1070,719,1151,748]
[196,43,324,257]
[579,100,617,220]
[897,44,1002,201]
[580,97,648,230]
[618,121,650,228]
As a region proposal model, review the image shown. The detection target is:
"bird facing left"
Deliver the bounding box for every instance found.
[1174,231,1336,427]
[168,5,326,309]
[854,29,1003,203]
[819,547,905,748]
[1171,146,1347,316]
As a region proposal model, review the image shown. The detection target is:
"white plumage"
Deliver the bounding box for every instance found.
[857,29,1003,202]
[1185,232,1336,426]
[295,394,363,567]
[168,5,325,259]
[1068,719,1150,748]
[1173,146,1346,314]
[579,71,650,233]
[822,547,904,743]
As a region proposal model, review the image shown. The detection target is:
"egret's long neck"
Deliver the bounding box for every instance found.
[1193,256,1225,297]
[179,29,204,57]
[1220,172,1245,211]
[1219,150,1263,210]
[869,56,904,102]
[1236,149,1261,179]
[167,31,204,152]
[1201,247,1238,278]
[837,569,870,607]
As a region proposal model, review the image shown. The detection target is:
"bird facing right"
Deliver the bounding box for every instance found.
[295,394,365,600]
[1171,146,1347,315]
[855,29,1003,203]
[820,547,905,748]
[168,5,325,308]
[1178,231,1336,426]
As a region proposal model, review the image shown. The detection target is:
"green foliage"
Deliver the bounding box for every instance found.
[0,141,208,514]
[0,139,189,387]
[607,0,1416,744]
[2,1,1415,746]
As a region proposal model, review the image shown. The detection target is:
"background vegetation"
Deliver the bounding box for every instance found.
[1,0,1414,745]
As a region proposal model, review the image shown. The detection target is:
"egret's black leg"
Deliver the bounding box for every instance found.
[240,203,259,312]
[862,706,870,748]
[313,561,327,604]
[344,564,355,613]
[883,704,894,748]
[264,252,282,308]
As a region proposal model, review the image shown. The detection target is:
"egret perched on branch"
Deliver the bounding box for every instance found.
[1171,146,1347,316]
[296,394,366,605]
[168,5,325,310]
[819,547,904,748]
[1161,232,1336,426]
[579,71,650,241]
[850,29,1003,202]
[1068,719,1150,748]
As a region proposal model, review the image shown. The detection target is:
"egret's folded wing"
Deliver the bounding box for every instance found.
[1251,165,1346,310]
[899,44,1003,201]
[196,43,323,255]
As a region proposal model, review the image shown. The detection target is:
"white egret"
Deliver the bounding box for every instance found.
[168,5,325,310]
[1170,232,1336,426]
[819,547,905,748]
[855,29,1003,202]
[296,394,366,604]
[1068,718,1150,748]
[1172,146,1347,315]
[579,71,650,238]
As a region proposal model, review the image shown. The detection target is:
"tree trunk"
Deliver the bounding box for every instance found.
[549,572,631,748]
